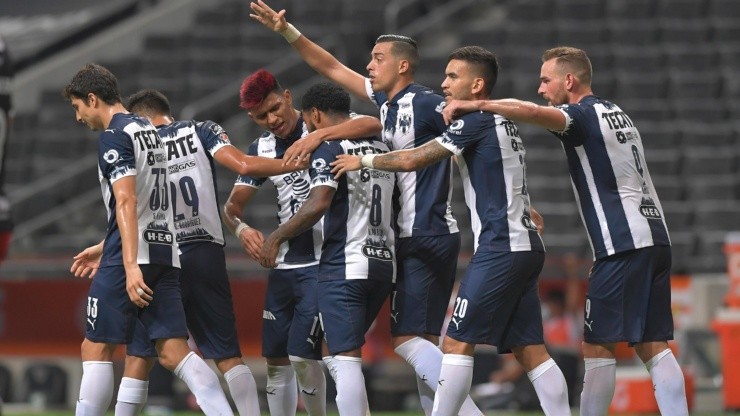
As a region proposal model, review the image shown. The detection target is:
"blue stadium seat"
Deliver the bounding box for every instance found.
[659,19,712,44]
[614,73,669,100]
[711,18,740,42]
[638,122,682,150]
[616,99,673,124]
[681,122,735,148]
[669,231,695,274]
[693,202,740,232]
[610,46,664,73]
[656,0,708,19]
[664,46,718,72]
[608,20,661,46]
[708,0,740,19]
[672,98,730,123]
[645,149,682,176]
[661,201,693,232]
[605,0,656,19]
[556,21,609,51]
[553,0,606,20]
[506,0,555,22]
[652,176,685,203]
[682,146,737,176]
[667,70,722,100]
[685,174,740,201]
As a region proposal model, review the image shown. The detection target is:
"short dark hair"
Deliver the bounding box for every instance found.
[448,46,499,97]
[240,68,283,110]
[126,89,171,117]
[376,34,419,75]
[300,82,350,116]
[62,63,122,105]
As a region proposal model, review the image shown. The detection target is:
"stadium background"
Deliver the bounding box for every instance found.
[0,0,738,413]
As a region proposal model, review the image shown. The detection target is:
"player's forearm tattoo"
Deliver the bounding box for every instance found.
[375,141,451,171]
[272,194,326,242]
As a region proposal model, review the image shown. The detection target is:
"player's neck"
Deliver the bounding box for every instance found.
[102,102,128,129]
[568,87,594,104]
[385,77,414,103]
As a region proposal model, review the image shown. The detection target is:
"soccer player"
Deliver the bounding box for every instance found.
[331,46,571,416]
[223,69,382,416]
[91,88,303,416]
[248,4,482,414]
[0,35,13,267]
[442,46,688,416]
[258,81,395,416]
[63,64,233,416]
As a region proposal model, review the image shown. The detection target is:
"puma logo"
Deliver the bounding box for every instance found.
[584,320,593,332]
[390,312,399,323]
[451,317,461,330]
[301,388,317,396]
[87,318,96,330]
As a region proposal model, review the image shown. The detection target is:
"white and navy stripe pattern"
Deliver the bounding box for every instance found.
[97,113,180,268]
[551,96,670,259]
[156,120,230,249]
[309,138,396,282]
[435,111,544,254]
[235,119,323,269]
[366,80,458,238]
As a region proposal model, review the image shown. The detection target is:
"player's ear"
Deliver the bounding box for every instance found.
[398,59,410,75]
[86,93,97,107]
[283,89,292,104]
[471,77,485,96]
[310,107,321,125]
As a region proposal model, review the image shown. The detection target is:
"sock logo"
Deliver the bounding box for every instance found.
[301,389,317,396]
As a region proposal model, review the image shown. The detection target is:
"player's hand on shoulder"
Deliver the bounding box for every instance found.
[330,154,361,179]
[442,99,479,125]
[283,133,321,167]
[239,226,265,261]
[249,0,288,32]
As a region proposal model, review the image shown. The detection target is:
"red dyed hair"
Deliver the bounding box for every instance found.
[239,68,281,110]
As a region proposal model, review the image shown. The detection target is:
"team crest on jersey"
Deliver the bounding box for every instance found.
[521,214,538,231]
[360,168,370,182]
[146,151,155,166]
[103,149,120,164]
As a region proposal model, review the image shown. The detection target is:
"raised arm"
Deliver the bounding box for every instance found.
[283,114,382,165]
[259,186,334,268]
[443,99,567,132]
[214,145,308,176]
[330,140,453,178]
[249,0,368,100]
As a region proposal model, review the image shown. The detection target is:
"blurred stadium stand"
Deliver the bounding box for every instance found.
[0,0,737,411]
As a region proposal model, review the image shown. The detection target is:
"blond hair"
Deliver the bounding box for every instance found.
[542,46,592,86]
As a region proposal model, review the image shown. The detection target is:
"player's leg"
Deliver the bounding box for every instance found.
[180,244,259,416]
[263,269,300,416]
[287,265,326,416]
[633,246,688,415]
[392,235,481,415]
[115,321,157,416]
[77,265,135,416]
[142,265,233,416]
[505,254,570,415]
[321,279,393,416]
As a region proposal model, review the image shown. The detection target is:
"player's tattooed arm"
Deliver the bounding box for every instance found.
[331,140,453,177]
[259,186,334,268]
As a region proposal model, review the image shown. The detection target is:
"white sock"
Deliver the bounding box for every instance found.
[394,338,483,416]
[580,358,616,416]
[174,352,233,416]
[330,356,368,416]
[645,349,689,416]
[76,361,114,416]
[114,377,148,416]
[527,358,571,416]
[431,354,473,416]
[266,364,297,416]
[224,364,260,416]
[290,355,327,416]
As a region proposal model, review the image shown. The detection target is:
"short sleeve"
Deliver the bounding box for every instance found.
[550,104,586,146]
[99,130,136,183]
[195,120,232,156]
[309,142,342,190]
[434,113,487,156]
[415,92,448,136]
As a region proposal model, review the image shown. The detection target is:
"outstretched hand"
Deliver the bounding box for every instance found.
[249,0,288,32]
[70,242,104,279]
[330,154,362,179]
[442,99,480,125]
[283,133,322,167]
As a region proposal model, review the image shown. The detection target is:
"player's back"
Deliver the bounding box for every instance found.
[97,113,179,268]
[309,137,395,282]
[369,82,458,238]
[551,96,670,259]
[158,119,230,247]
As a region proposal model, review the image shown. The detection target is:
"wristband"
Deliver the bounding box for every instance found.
[361,154,377,169]
[279,23,302,43]
[234,222,249,239]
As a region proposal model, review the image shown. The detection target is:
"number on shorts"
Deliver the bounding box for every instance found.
[87,296,99,319]
[585,298,591,320]
[453,297,468,319]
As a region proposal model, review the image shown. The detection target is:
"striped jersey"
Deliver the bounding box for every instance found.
[97,113,179,268]
[156,119,230,251]
[235,119,322,269]
[436,111,544,254]
[365,80,458,238]
[550,95,670,260]
[309,138,396,282]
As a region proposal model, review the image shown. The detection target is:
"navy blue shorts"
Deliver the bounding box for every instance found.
[584,245,674,345]
[319,279,393,355]
[392,234,460,337]
[128,243,241,359]
[445,250,545,353]
[87,264,187,345]
[262,266,322,360]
